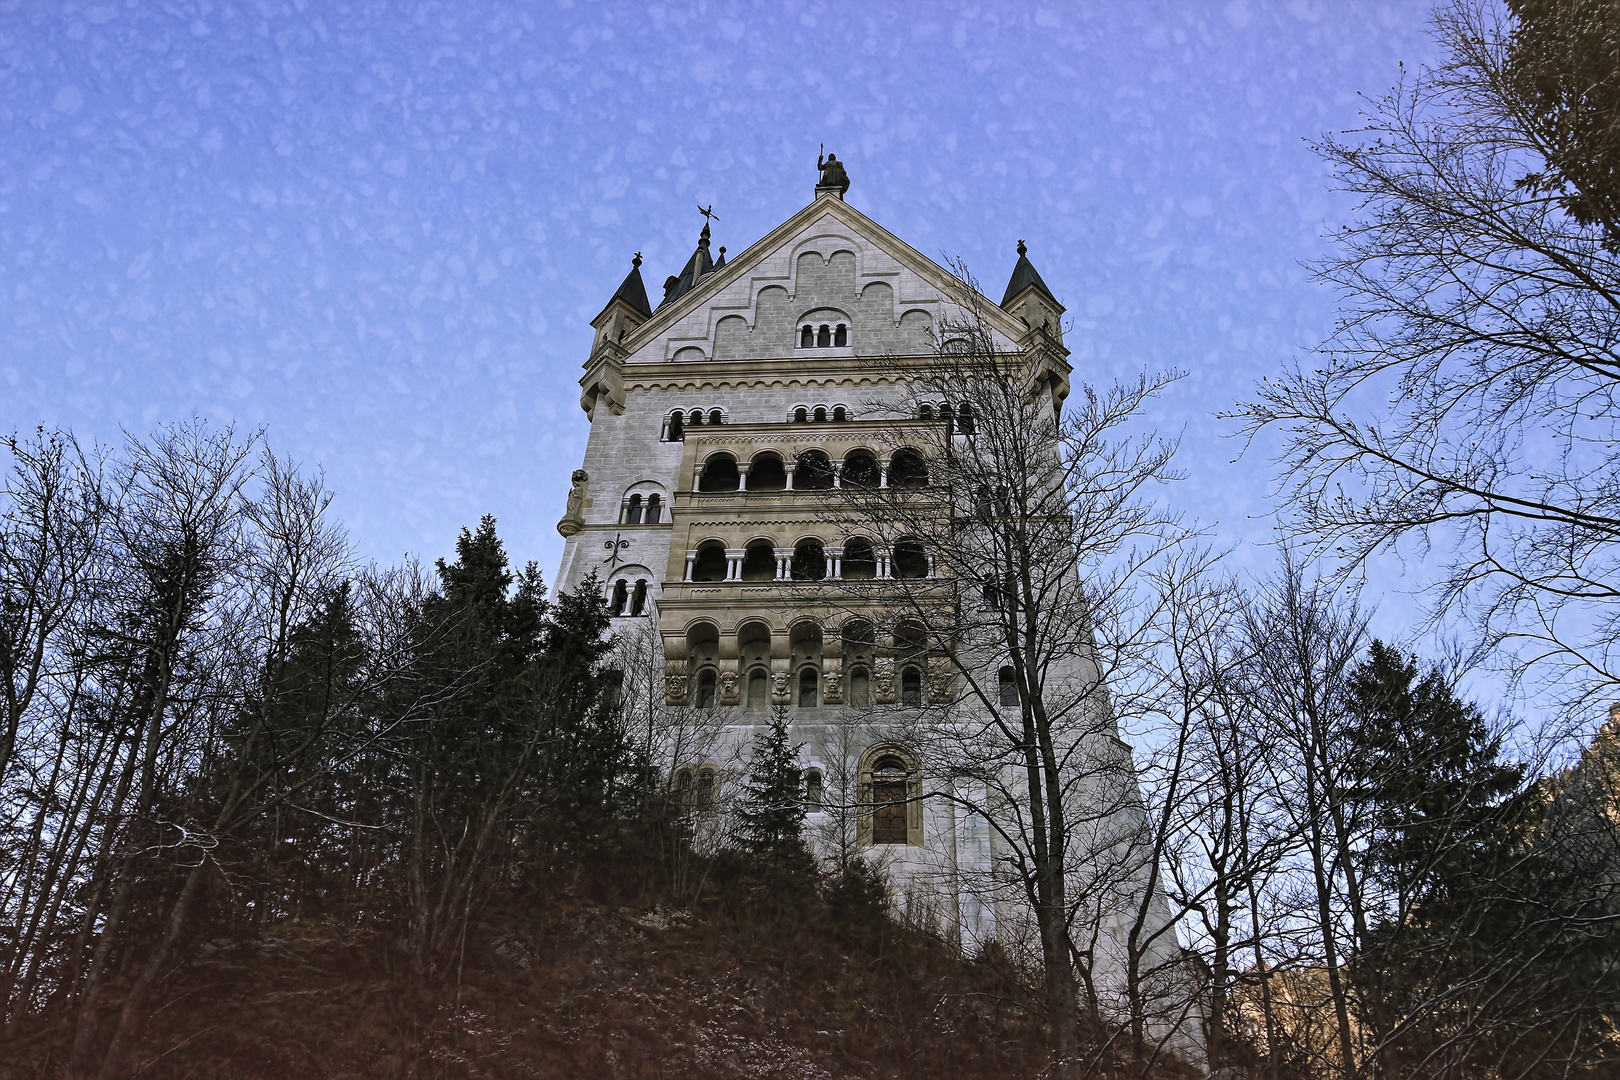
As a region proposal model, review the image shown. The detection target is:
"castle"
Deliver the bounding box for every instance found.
[553,159,1188,1037]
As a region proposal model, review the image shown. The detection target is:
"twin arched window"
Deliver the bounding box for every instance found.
[609,576,649,617]
[800,322,849,348]
[675,766,719,814]
[623,492,662,524]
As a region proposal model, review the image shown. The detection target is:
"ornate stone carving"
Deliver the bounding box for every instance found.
[719,670,740,706]
[664,672,688,706]
[771,671,789,703]
[557,469,589,537]
[822,671,842,704]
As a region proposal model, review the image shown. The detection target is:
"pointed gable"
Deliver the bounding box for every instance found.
[620,196,1028,365]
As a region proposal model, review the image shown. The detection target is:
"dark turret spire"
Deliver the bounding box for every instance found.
[607,252,652,319]
[658,215,719,309]
[1001,238,1059,309]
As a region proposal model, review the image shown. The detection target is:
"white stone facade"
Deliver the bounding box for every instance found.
[555,184,1195,1054]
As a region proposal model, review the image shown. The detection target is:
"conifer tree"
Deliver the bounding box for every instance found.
[735,705,816,883]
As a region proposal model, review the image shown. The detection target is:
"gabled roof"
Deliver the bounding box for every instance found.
[658,223,716,309]
[619,194,1031,355]
[605,254,652,319]
[1001,239,1060,310]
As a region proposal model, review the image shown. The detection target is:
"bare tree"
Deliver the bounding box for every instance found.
[833,264,1188,1076]
[1230,0,1620,721]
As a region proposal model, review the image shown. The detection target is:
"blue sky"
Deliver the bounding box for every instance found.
[1,1,1439,602]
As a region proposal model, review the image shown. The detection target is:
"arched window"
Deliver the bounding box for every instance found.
[692,541,728,582]
[848,666,871,707]
[709,408,724,426]
[667,411,685,440]
[958,403,975,435]
[630,580,648,616]
[794,406,809,423]
[833,323,848,347]
[832,405,847,422]
[842,451,879,488]
[748,452,786,491]
[689,409,704,427]
[610,579,629,616]
[799,667,819,707]
[695,669,717,710]
[741,539,777,581]
[795,450,834,490]
[918,404,935,421]
[900,666,922,706]
[842,537,877,579]
[982,573,1003,610]
[817,324,831,347]
[791,538,827,581]
[805,768,824,809]
[872,755,909,844]
[697,453,739,492]
[999,666,1018,707]
[625,494,643,524]
[644,494,661,524]
[892,537,928,579]
[940,404,954,430]
[889,448,928,489]
[697,768,717,812]
[800,324,814,348]
[812,405,827,423]
[676,769,695,813]
[747,669,768,711]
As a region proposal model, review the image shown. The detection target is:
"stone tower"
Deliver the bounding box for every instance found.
[554,163,1190,1042]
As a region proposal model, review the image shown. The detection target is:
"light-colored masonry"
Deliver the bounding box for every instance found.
[554,179,1196,1052]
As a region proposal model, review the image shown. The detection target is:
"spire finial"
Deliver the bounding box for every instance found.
[632,251,642,268]
[1017,239,1027,256]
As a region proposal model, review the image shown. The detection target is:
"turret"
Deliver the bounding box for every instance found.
[581,253,651,418]
[1000,240,1072,413]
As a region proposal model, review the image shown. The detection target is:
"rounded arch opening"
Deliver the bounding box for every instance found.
[698,453,739,493]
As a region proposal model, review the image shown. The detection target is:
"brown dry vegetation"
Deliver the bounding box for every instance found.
[0,867,1115,1080]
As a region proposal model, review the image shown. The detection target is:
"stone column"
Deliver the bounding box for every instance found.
[684,550,697,581]
[877,547,891,579]
[737,463,750,491]
[832,462,844,489]
[878,462,889,488]
[827,546,843,579]
[784,461,797,491]
[693,462,705,491]
[725,549,744,581]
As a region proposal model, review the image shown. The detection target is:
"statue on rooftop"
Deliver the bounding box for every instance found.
[817,146,850,196]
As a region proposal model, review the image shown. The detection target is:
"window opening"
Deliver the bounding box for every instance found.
[795,451,834,490]
[630,580,648,616]
[900,667,922,706]
[872,755,909,843]
[645,494,661,523]
[677,770,694,813]
[698,454,739,492]
[800,325,814,348]
[918,404,934,421]
[958,403,975,435]
[626,494,642,524]
[848,666,871,707]
[805,769,824,809]
[842,452,879,488]
[799,667,818,708]
[689,410,704,427]
[748,453,786,491]
[832,405,847,422]
[696,669,717,710]
[611,580,629,616]
[741,540,777,581]
[889,449,928,489]
[747,669,768,710]
[813,406,827,422]
[697,768,716,812]
[667,412,684,440]
[999,666,1019,707]
[842,537,877,579]
[817,324,831,347]
[892,538,928,579]
[709,408,724,426]
[791,539,827,581]
[833,324,848,347]
[692,542,728,582]
[794,406,809,423]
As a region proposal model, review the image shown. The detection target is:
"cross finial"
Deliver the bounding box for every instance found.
[1017,239,1028,256]
[632,251,642,267]
[698,204,719,224]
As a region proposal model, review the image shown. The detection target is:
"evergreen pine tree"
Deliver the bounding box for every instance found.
[735,705,818,886]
